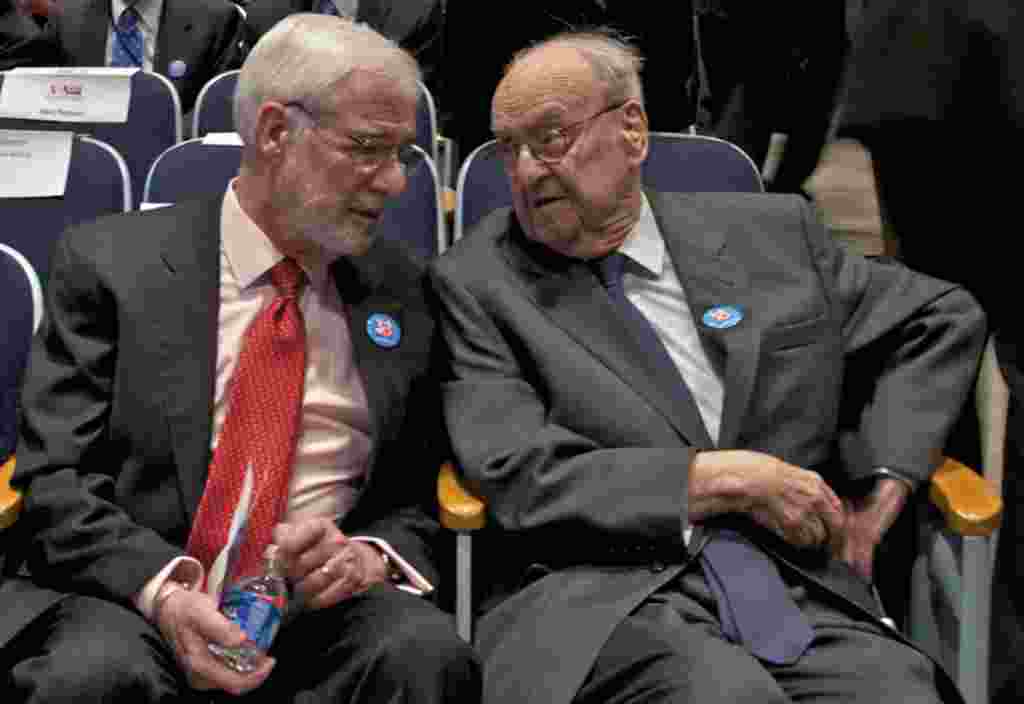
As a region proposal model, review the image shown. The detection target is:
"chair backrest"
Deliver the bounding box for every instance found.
[0,70,183,208]
[0,244,42,461]
[143,136,242,205]
[192,69,240,138]
[372,143,445,259]
[454,132,764,241]
[0,134,131,282]
[416,79,440,168]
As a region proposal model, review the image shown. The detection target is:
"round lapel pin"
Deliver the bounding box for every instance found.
[367,313,401,348]
[702,305,744,330]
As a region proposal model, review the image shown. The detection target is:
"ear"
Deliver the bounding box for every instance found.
[620,100,649,164]
[252,101,293,163]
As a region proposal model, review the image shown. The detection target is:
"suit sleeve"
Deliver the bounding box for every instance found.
[13,230,183,606]
[803,199,987,484]
[429,260,692,562]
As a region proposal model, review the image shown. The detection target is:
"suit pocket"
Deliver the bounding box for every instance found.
[763,314,829,352]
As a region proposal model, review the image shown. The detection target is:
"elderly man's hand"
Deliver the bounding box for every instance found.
[273,518,390,611]
[156,587,275,695]
[690,450,845,551]
[836,478,911,581]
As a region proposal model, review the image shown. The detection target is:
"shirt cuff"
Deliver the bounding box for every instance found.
[870,467,919,493]
[350,536,434,596]
[134,556,205,622]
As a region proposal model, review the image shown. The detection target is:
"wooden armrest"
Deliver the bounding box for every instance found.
[437,461,486,531]
[1,456,23,531]
[442,187,456,217]
[929,456,1003,537]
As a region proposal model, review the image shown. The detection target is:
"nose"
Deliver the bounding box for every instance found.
[508,144,549,188]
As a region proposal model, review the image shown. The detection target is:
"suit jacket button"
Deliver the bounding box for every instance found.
[650,561,666,573]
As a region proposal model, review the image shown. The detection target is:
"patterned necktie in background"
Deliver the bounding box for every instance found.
[110,6,143,68]
[187,259,308,596]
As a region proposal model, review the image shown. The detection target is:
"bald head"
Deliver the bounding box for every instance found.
[493,31,645,132]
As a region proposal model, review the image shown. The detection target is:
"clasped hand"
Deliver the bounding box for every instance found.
[691,450,909,581]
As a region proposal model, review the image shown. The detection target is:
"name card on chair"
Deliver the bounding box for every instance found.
[0,130,72,198]
[0,68,138,123]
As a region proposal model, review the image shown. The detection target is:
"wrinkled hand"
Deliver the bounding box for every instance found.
[273,518,388,611]
[691,450,845,551]
[156,587,275,695]
[837,478,911,581]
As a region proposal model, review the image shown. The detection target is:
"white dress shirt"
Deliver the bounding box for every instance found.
[135,185,431,620]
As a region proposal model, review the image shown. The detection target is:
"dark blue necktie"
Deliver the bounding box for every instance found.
[700,529,815,665]
[594,252,814,665]
[110,6,143,68]
[593,253,711,447]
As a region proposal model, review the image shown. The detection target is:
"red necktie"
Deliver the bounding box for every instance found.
[187,258,307,592]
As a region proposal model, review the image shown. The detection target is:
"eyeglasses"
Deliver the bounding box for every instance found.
[494,101,627,165]
[284,101,418,172]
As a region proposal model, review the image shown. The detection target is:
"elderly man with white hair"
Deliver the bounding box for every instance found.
[0,14,479,703]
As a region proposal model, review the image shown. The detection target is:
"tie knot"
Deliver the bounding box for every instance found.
[118,6,139,30]
[593,252,627,291]
[270,259,305,298]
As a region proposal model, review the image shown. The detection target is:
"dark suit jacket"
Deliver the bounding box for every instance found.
[0,0,61,69]
[429,191,984,704]
[42,0,246,112]
[1,196,448,649]
[244,0,443,101]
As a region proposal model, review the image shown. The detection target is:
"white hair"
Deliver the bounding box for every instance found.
[507,29,646,107]
[233,13,421,144]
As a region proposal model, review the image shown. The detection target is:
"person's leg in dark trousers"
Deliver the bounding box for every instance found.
[575,563,947,704]
[258,584,481,703]
[2,595,188,703]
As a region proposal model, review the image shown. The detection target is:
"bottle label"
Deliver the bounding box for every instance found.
[219,588,285,651]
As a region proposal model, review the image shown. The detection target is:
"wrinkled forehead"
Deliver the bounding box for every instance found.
[492,46,601,132]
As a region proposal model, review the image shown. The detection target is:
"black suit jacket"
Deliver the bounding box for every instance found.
[429,191,983,704]
[0,0,61,70]
[42,0,246,112]
[1,197,447,648]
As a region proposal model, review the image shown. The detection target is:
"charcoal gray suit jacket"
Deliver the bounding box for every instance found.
[429,190,984,704]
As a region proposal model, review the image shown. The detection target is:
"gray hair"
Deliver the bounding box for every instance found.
[506,29,646,107]
[233,14,421,144]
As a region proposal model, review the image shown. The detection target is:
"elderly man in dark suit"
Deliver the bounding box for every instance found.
[40,0,246,113]
[0,14,478,704]
[429,30,983,704]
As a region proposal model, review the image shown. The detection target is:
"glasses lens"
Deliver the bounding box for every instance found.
[397,144,419,167]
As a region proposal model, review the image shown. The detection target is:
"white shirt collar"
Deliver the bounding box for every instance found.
[220,181,329,291]
[618,193,665,278]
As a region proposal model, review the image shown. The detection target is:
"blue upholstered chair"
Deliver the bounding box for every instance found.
[192,69,240,138]
[143,135,243,206]
[373,143,445,259]
[453,132,762,242]
[0,133,131,282]
[0,70,183,208]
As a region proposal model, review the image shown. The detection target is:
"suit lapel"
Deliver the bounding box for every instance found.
[648,191,760,449]
[73,0,112,66]
[154,0,193,74]
[329,247,409,485]
[156,199,222,521]
[502,220,712,448]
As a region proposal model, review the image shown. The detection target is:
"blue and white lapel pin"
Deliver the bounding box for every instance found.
[702,305,744,330]
[367,313,401,348]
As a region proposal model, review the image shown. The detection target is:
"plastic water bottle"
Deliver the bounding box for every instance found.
[208,545,288,673]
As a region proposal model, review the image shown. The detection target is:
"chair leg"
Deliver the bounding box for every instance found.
[456,532,472,642]
[958,535,992,704]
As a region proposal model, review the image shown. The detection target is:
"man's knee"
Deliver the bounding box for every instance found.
[7,596,179,703]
